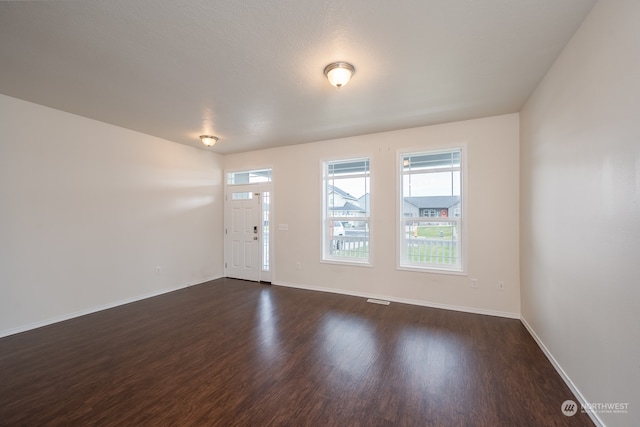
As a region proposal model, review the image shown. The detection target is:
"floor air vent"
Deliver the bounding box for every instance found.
[366,298,390,305]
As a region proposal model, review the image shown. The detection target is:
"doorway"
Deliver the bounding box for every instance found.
[225,188,261,281]
[224,169,273,282]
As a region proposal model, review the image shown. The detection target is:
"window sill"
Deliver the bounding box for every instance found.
[397,265,466,276]
[321,259,373,268]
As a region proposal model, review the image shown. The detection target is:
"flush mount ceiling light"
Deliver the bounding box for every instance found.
[199,135,219,147]
[324,62,355,88]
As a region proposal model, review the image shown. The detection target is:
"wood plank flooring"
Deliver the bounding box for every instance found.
[0,278,593,426]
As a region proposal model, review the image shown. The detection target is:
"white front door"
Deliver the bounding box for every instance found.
[225,189,261,281]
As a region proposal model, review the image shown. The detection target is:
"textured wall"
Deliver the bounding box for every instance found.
[520,1,640,425]
[0,95,225,336]
[225,114,520,317]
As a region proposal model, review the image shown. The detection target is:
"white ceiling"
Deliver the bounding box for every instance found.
[0,0,595,154]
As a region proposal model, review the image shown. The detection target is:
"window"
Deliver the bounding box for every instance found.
[420,208,438,217]
[231,191,253,200]
[262,191,270,272]
[400,148,462,272]
[227,169,271,185]
[323,158,370,264]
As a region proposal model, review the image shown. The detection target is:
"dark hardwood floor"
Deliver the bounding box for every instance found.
[0,278,593,426]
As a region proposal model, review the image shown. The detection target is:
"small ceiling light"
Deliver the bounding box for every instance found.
[324,62,355,88]
[200,135,218,147]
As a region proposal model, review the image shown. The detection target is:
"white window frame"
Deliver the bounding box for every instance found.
[321,157,372,266]
[397,147,466,274]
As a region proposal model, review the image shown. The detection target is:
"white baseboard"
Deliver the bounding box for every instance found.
[0,275,223,339]
[520,316,604,427]
[272,280,520,319]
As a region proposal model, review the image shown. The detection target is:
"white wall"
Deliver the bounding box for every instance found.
[0,94,224,336]
[520,1,640,426]
[225,114,520,317]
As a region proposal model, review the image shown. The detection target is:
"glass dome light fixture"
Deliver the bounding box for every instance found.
[324,62,355,88]
[200,135,219,147]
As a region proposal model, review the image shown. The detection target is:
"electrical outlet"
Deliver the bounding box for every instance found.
[296,262,301,270]
[155,266,161,275]
[471,278,478,288]
[498,281,505,291]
